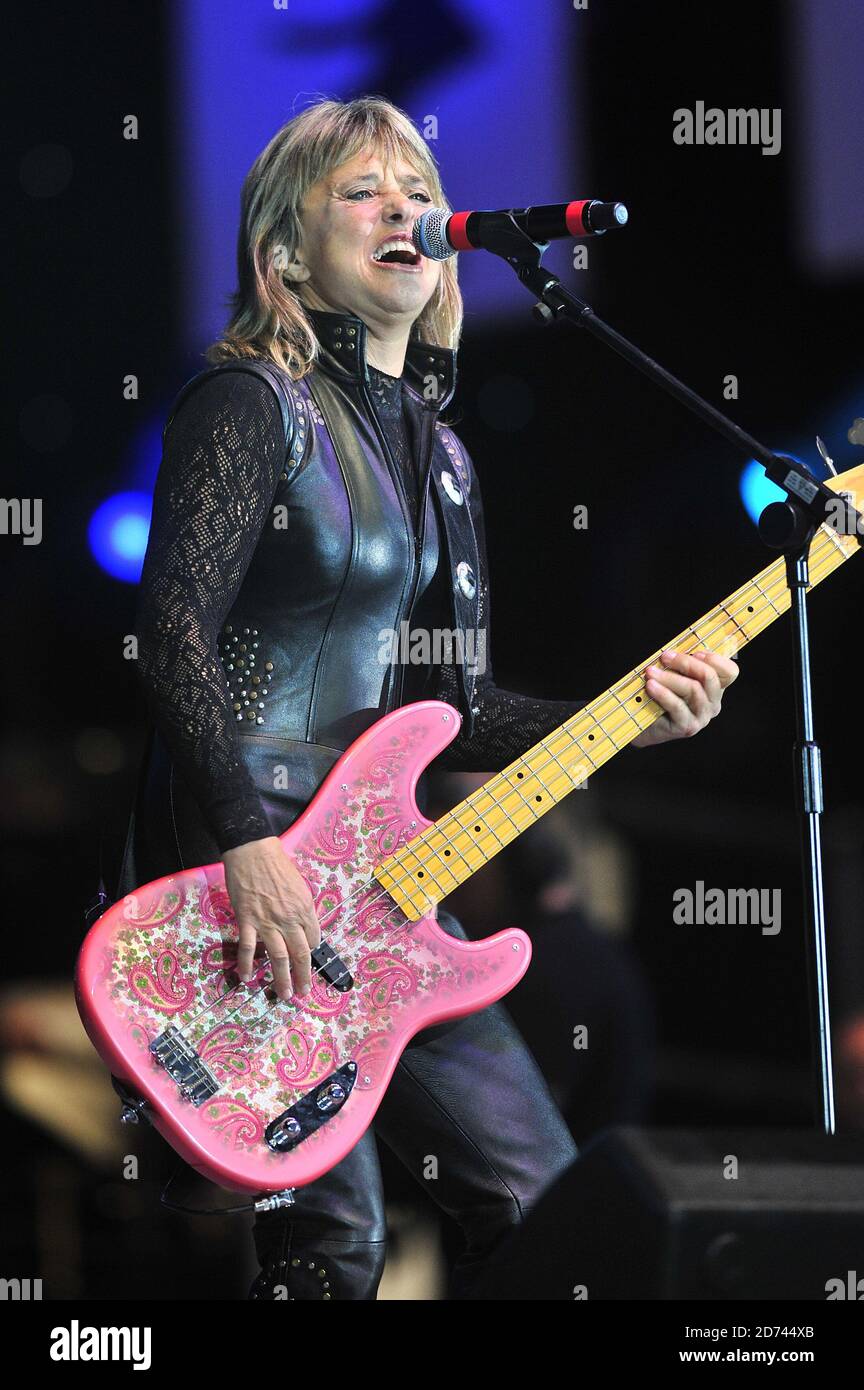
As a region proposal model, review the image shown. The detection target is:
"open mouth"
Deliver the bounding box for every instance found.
[370,240,423,270]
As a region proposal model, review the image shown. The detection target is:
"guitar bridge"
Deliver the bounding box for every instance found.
[266,1062,358,1152]
[150,1025,219,1106]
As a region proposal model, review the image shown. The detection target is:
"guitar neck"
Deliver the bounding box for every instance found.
[377,511,859,918]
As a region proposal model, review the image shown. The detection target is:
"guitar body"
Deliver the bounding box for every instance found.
[75,701,531,1194]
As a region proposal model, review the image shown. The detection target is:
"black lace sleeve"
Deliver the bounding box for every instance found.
[134,370,287,852]
[433,442,588,771]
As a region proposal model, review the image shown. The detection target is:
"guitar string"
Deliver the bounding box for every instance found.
[260,529,847,964]
[163,533,849,1043]
[167,533,850,1046]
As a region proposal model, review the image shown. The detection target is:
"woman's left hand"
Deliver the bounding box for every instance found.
[631,648,739,749]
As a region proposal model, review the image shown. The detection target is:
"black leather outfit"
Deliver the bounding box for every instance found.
[121,308,583,1299]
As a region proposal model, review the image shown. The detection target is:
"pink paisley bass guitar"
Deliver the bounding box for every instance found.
[75,464,862,1194]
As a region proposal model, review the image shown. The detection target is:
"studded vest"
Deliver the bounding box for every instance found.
[163,309,484,752]
[123,306,588,882]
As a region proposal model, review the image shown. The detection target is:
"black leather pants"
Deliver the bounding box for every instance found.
[248,907,579,1302]
[120,736,579,1300]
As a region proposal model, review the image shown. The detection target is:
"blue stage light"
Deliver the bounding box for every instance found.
[739,458,788,525]
[88,491,152,582]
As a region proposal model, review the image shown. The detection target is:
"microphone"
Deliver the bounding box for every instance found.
[413,200,629,261]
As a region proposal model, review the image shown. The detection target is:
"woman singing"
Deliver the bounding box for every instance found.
[125,96,738,1300]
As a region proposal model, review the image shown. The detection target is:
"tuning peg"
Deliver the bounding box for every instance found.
[815,436,838,476]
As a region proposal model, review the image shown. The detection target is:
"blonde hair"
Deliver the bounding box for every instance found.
[206,95,463,378]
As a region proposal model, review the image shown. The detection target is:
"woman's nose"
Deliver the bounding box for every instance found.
[382,194,416,224]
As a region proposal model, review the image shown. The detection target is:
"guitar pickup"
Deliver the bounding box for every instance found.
[311,941,353,992]
[266,1062,358,1152]
[150,1025,219,1106]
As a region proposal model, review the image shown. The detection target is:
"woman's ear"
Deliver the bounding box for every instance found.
[282,257,311,284]
[272,242,310,284]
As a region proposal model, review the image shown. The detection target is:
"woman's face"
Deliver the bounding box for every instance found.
[293,147,442,329]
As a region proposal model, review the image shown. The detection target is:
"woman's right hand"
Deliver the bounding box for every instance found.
[222,836,321,1001]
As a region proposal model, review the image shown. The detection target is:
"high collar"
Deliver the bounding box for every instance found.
[304,306,457,412]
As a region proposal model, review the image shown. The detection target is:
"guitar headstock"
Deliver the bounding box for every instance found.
[825,459,864,494]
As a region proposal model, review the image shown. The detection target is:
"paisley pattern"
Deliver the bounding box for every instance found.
[311,813,357,864]
[199,1098,265,1147]
[122,882,187,929]
[127,950,196,1014]
[198,1022,254,1078]
[363,796,413,855]
[198,883,235,928]
[275,1033,338,1089]
[85,706,521,1169]
[356,954,418,1011]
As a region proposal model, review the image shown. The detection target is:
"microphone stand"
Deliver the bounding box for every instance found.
[478,217,863,1134]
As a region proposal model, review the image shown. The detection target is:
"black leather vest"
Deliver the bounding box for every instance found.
[124,309,488,887]
[164,308,485,752]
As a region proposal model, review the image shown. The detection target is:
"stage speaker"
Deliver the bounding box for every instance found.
[468,1127,864,1300]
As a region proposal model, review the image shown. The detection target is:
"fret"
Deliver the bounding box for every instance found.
[755,574,783,617]
[414,827,471,890]
[545,740,587,790]
[457,781,525,846]
[374,479,861,920]
[604,683,644,740]
[398,835,461,893]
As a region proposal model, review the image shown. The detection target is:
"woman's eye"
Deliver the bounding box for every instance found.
[346,189,431,202]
